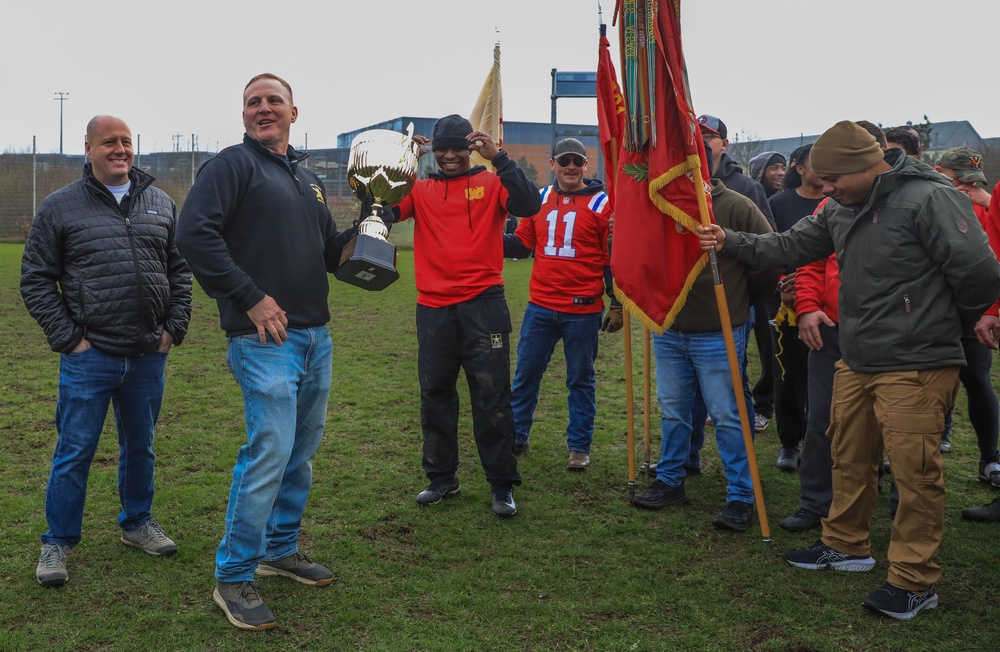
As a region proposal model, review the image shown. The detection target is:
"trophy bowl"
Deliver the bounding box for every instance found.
[336,123,420,291]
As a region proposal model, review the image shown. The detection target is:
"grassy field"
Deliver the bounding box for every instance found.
[1,241,998,651]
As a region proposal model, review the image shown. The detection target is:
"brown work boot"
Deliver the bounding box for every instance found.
[567,451,590,471]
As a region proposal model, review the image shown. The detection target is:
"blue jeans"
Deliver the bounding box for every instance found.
[686,314,754,469]
[43,347,168,547]
[511,303,602,453]
[216,327,332,583]
[653,322,754,503]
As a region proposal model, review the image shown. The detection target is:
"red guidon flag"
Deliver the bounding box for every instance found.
[597,24,625,204]
[470,43,503,172]
[611,0,713,333]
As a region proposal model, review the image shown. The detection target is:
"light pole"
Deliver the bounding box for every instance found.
[54,92,69,155]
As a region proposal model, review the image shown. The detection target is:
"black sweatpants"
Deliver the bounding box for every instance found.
[416,287,521,491]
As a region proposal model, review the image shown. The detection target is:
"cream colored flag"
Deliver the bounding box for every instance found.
[470,43,503,171]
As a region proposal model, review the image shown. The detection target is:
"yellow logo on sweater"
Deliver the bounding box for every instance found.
[466,186,485,201]
[310,184,325,204]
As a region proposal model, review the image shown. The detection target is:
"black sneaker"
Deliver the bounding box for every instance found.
[213,581,276,631]
[631,480,688,509]
[712,500,754,532]
[784,540,875,572]
[513,442,529,456]
[776,447,800,472]
[779,508,822,533]
[416,479,461,506]
[862,582,938,620]
[491,488,517,517]
[962,496,1000,522]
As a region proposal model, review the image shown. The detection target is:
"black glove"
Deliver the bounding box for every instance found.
[601,305,624,333]
[356,199,395,235]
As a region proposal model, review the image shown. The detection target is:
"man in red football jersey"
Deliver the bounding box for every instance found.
[503,138,620,472]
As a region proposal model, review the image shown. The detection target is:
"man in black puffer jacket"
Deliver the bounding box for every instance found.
[21,115,191,589]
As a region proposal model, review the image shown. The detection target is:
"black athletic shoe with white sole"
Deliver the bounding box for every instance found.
[784,540,875,572]
[862,583,938,620]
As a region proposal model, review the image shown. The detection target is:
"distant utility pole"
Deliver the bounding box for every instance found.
[54,92,69,155]
[33,136,37,215]
[172,133,183,152]
[191,134,198,185]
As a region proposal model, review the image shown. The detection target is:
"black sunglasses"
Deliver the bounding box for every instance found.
[556,155,586,167]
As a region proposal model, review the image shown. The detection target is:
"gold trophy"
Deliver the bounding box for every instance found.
[336,122,420,290]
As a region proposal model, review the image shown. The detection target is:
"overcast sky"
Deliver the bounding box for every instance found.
[5,0,999,156]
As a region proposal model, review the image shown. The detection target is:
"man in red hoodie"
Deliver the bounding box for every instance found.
[398,115,541,518]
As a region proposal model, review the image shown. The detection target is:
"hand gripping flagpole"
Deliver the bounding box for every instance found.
[694,182,773,554]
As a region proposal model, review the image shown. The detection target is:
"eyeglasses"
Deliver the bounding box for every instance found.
[556,155,586,167]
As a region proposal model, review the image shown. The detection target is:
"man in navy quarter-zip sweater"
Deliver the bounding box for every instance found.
[177,73,388,632]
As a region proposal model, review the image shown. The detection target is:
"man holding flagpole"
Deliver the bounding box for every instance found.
[631,141,778,532]
[698,120,1000,619]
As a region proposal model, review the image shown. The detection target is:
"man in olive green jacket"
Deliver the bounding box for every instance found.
[698,120,1000,621]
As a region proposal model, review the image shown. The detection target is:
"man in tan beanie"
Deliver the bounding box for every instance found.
[697,120,1000,620]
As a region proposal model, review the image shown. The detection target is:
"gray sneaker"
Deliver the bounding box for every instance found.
[256,551,334,587]
[36,543,70,587]
[120,518,177,556]
[213,581,276,630]
[978,459,1000,488]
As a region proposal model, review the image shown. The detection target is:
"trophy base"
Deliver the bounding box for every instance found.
[335,234,400,291]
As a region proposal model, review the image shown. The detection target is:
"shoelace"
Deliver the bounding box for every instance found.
[240,583,264,606]
[40,546,67,569]
[143,520,168,542]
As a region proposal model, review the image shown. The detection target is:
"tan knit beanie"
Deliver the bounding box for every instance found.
[809,121,884,175]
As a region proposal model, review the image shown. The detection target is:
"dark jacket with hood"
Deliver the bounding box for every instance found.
[714,151,776,228]
[747,151,786,198]
[21,164,191,356]
[176,135,357,336]
[721,149,1000,373]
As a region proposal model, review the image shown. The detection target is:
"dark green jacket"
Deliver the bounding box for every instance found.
[720,149,1000,373]
[671,180,780,333]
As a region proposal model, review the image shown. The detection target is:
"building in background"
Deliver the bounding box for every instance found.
[1,119,994,241]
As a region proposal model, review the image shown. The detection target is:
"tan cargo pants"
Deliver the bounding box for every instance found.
[821,361,959,591]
